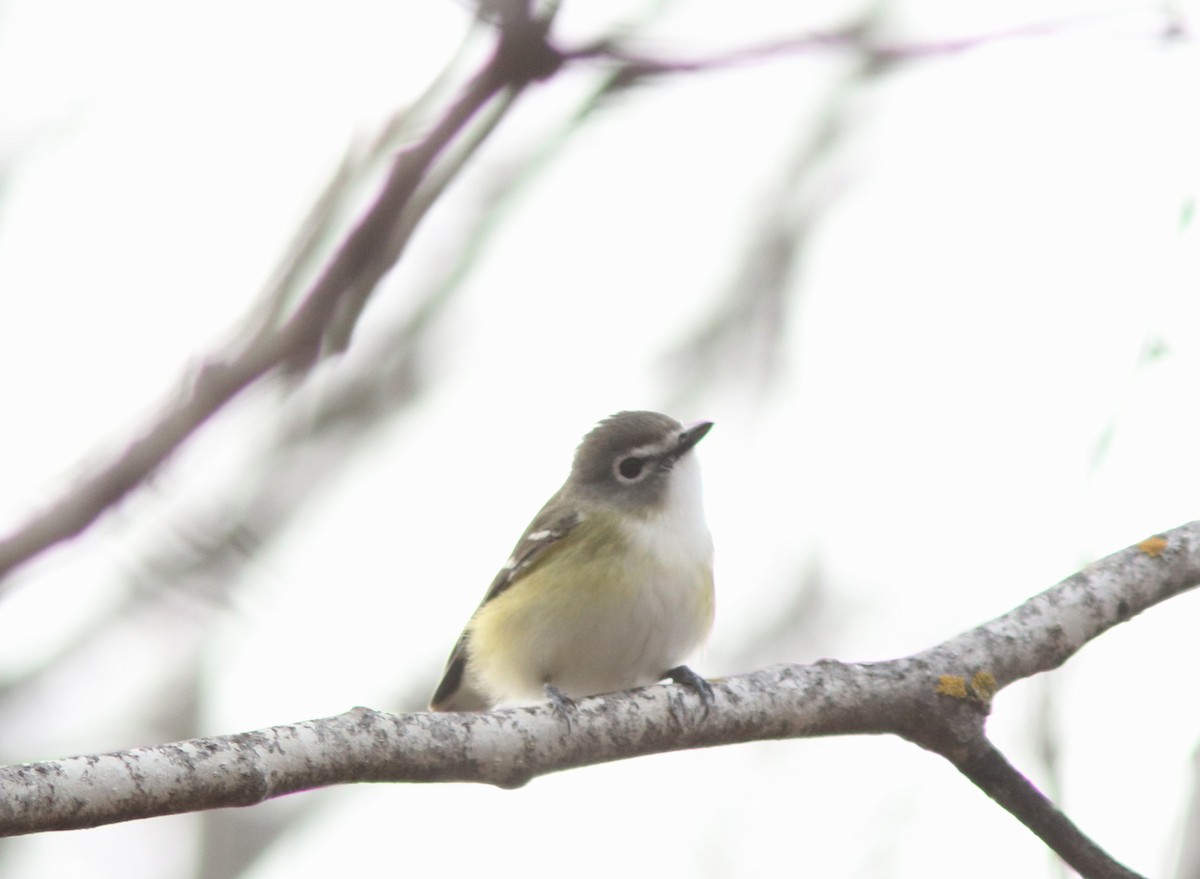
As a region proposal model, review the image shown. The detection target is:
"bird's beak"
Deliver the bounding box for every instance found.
[674,420,714,458]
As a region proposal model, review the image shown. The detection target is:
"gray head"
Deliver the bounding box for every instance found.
[568,411,713,514]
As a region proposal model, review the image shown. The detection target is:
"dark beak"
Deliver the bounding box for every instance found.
[674,420,713,458]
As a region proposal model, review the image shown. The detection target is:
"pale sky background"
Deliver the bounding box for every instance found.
[2,1,1200,877]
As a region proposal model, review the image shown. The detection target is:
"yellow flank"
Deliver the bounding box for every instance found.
[465,511,715,704]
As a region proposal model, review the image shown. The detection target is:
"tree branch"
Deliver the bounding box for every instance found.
[0,11,558,588]
[950,736,1146,879]
[568,8,1143,76]
[3,521,1195,879]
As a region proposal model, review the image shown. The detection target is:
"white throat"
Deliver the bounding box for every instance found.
[625,453,713,568]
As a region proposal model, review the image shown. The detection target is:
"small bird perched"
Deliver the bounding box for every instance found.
[430,411,715,713]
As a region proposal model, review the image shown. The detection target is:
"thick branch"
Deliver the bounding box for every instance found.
[921,528,1195,685]
[0,663,910,835]
[2,521,1195,879]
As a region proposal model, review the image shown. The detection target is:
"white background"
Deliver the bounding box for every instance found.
[1,1,1199,877]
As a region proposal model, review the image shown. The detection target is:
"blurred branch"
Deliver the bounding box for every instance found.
[4,521,1197,879]
[236,30,479,346]
[0,4,1150,588]
[0,9,562,588]
[0,68,576,703]
[655,6,1178,402]
[660,30,867,400]
[571,8,1152,74]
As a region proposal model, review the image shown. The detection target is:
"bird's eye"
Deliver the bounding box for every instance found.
[616,456,646,481]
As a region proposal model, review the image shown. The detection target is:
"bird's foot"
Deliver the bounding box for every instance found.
[543,684,576,731]
[665,665,714,719]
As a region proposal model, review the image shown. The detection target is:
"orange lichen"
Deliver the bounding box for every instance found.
[936,671,997,704]
[970,671,997,702]
[936,675,968,699]
[1138,536,1168,557]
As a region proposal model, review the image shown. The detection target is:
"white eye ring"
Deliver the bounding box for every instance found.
[614,455,648,482]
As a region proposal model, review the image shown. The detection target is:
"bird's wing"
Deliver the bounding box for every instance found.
[428,502,582,711]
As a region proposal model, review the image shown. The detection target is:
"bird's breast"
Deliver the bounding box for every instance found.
[465,509,714,704]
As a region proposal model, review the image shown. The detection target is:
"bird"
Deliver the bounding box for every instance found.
[429,410,715,713]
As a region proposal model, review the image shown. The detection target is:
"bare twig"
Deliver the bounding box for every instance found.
[4,521,1195,879]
